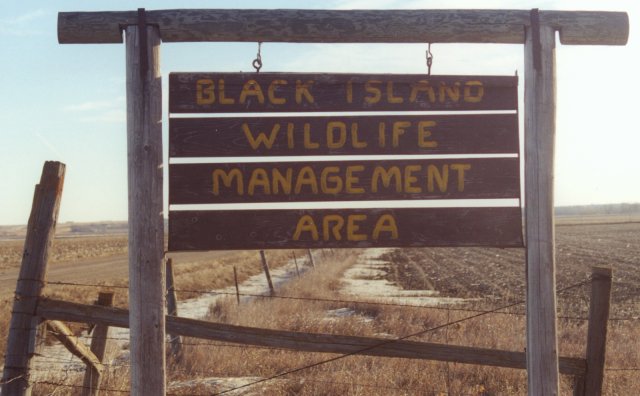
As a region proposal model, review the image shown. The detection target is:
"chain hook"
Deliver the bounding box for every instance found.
[252,42,263,73]
[426,43,434,76]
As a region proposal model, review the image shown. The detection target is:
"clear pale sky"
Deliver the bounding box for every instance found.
[0,0,638,225]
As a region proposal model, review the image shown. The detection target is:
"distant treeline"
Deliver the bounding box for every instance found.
[555,203,640,216]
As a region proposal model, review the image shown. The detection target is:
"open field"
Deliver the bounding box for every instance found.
[1,216,638,394]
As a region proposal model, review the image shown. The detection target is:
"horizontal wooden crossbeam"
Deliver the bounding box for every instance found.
[37,297,586,376]
[58,9,628,45]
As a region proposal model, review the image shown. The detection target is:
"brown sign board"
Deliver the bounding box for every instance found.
[168,72,521,251]
[168,207,524,250]
[169,73,518,113]
[169,158,520,204]
[169,114,519,157]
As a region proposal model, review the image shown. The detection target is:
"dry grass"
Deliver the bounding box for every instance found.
[2,220,638,395]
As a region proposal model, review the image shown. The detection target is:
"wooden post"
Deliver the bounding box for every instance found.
[1,161,65,396]
[233,266,240,305]
[580,267,612,396]
[259,250,275,295]
[82,292,114,396]
[292,252,300,278]
[524,10,560,395]
[307,249,316,268]
[165,258,182,358]
[125,9,165,395]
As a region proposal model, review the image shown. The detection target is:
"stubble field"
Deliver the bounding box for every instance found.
[0,216,638,394]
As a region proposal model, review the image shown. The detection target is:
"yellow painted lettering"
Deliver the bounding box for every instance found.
[392,121,410,147]
[272,168,292,194]
[373,214,399,240]
[351,123,367,148]
[295,80,314,104]
[451,163,471,192]
[345,165,365,194]
[218,79,235,104]
[268,79,287,105]
[322,215,344,241]
[427,164,448,193]
[464,81,484,103]
[409,80,436,103]
[418,121,438,148]
[403,165,422,193]
[346,81,353,103]
[371,166,402,193]
[438,82,460,103]
[347,214,367,241]
[386,81,403,103]
[196,79,215,105]
[242,123,280,150]
[287,123,295,148]
[248,168,270,196]
[303,123,319,149]
[293,215,319,241]
[326,122,347,149]
[212,168,243,195]
[295,166,319,194]
[364,80,382,104]
[378,122,386,147]
[321,166,343,194]
[239,80,265,104]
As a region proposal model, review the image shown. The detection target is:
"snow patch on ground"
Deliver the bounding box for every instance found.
[341,248,467,306]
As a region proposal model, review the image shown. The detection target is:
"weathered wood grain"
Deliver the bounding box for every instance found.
[168,207,524,251]
[583,267,612,396]
[169,158,520,204]
[47,320,103,374]
[58,9,628,46]
[1,161,65,396]
[169,114,519,157]
[36,298,586,376]
[169,73,517,113]
[125,25,165,395]
[81,292,114,396]
[524,23,560,395]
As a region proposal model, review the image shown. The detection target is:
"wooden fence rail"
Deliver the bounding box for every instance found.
[36,297,587,376]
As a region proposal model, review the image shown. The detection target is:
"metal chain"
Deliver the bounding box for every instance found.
[426,43,433,76]
[252,42,263,73]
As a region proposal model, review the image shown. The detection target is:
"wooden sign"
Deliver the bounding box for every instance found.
[169,73,518,113]
[169,207,523,250]
[168,72,521,250]
[169,158,519,204]
[169,114,518,157]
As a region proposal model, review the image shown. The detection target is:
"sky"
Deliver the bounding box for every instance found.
[0,0,638,225]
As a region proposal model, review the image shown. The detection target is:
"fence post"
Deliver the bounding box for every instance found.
[259,250,275,295]
[165,258,182,358]
[125,11,166,395]
[307,249,316,268]
[233,266,240,305]
[81,292,114,396]
[292,252,300,278]
[1,161,65,396]
[580,267,612,396]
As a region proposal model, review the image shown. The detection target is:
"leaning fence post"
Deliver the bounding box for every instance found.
[165,258,182,358]
[579,267,612,396]
[260,250,275,295]
[1,161,65,396]
[82,292,114,396]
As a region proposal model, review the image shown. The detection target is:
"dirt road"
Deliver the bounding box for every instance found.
[0,250,233,295]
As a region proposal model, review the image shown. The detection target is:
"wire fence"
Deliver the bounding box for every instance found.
[3,252,639,395]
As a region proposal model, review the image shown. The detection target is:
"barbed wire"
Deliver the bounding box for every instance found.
[41,278,640,322]
[211,278,594,395]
